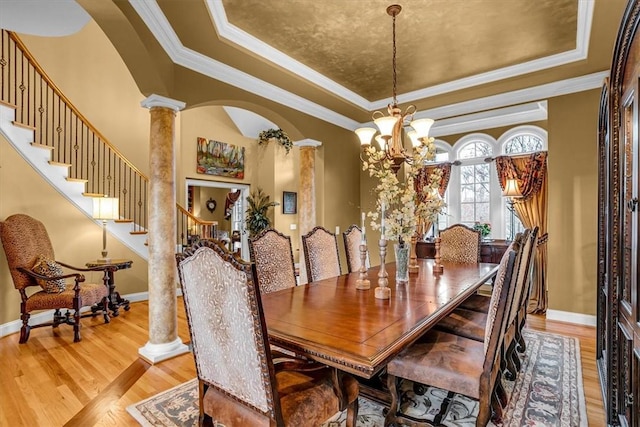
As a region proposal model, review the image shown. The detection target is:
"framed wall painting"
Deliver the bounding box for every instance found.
[196,137,245,179]
[283,191,297,214]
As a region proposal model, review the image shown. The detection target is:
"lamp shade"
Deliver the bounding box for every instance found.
[374,115,399,137]
[407,130,421,148]
[502,179,522,198]
[92,197,120,220]
[410,118,434,139]
[355,127,377,146]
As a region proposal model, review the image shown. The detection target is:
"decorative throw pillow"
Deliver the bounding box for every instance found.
[32,255,66,293]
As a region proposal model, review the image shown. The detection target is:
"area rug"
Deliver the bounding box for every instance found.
[127,329,587,426]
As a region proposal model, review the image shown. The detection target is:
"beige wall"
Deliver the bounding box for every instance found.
[547,90,600,315]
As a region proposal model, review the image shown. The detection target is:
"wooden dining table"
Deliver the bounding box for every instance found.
[261,258,499,380]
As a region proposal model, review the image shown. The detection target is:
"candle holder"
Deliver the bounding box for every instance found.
[433,236,444,273]
[355,243,370,290]
[409,232,419,274]
[375,238,390,299]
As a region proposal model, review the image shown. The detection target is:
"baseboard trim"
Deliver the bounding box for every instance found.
[0,289,182,339]
[546,309,596,327]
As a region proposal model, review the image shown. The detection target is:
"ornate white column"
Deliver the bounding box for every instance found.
[294,139,322,284]
[138,94,189,364]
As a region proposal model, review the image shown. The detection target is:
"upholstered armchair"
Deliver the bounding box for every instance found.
[439,223,481,263]
[342,225,369,273]
[249,228,297,293]
[0,214,112,343]
[302,226,341,282]
[385,246,519,426]
[176,239,359,426]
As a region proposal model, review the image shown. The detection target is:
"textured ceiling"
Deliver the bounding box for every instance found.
[219,0,577,101]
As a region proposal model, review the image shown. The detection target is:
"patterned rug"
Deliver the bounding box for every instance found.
[127,329,587,426]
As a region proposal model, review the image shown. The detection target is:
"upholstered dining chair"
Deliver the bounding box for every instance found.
[176,239,359,426]
[249,228,297,294]
[439,223,481,263]
[302,226,341,282]
[385,245,519,427]
[0,214,112,343]
[342,225,370,273]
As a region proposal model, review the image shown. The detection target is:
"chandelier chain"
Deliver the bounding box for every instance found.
[392,11,397,106]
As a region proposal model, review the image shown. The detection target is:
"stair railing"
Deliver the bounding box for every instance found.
[0,30,210,249]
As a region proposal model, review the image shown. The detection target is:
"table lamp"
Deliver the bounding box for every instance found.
[92,196,119,261]
[502,179,522,240]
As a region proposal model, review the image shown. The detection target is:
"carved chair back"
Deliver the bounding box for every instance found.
[439,223,481,263]
[249,228,297,293]
[176,240,282,424]
[302,226,341,282]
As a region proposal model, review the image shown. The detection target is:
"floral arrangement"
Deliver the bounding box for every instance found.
[363,141,445,245]
[473,222,491,238]
[258,128,293,154]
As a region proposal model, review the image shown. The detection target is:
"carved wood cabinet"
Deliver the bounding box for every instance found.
[597,1,640,425]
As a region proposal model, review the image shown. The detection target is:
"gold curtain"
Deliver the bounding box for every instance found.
[495,151,548,313]
[415,163,452,237]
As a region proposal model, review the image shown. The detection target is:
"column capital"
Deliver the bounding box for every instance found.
[294,139,322,148]
[141,94,186,112]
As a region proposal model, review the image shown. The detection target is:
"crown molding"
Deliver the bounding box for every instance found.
[430,102,548,137]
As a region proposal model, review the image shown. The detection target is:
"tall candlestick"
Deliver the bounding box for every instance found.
[361,212,366,243]
[375,237,390,299]
[380,201,386,236]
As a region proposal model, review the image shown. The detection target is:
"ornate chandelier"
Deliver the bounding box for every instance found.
[355,4,435,173]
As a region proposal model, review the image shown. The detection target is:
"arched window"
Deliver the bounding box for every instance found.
[447,134,500,235]
[498,126,547,239]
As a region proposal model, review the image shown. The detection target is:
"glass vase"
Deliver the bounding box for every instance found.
[394,243,410,283]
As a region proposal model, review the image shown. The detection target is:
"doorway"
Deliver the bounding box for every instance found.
[185,179,250,260]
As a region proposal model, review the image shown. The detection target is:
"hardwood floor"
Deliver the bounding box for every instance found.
[0,301,605,426]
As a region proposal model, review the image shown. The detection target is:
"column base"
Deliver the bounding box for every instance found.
[138,337,190,364]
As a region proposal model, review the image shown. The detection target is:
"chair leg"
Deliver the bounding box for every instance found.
[345,394,359,427]
[516,328,526,353]
[504,341,518,381]
[511,345,521,372]
[102,297,110,324]
[385,374,400,427]
[495,379,508,408]
[73,310,81,342]
[489,389,503,425]
[19,311,31,344]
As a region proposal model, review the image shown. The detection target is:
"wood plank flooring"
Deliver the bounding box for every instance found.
[0,301,605,426]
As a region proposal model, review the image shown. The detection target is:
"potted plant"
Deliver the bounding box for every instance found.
[258,128,293,154]
[245,188,279,237]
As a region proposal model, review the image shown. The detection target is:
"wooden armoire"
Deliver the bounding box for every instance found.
[597,1,640,425]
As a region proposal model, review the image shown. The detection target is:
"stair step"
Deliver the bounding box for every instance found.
[115,219,133,223]
[30,142,53,151]
[83,192,105,197]
[130,231,148,235]
[67,177,88,183]
[11,120,36,131]
[0,99,17,109]
[48,160,71,168]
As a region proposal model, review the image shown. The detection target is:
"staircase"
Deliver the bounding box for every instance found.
[0,30,213,258]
